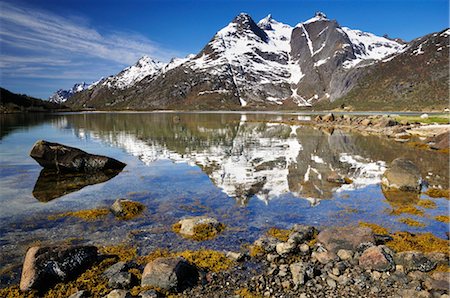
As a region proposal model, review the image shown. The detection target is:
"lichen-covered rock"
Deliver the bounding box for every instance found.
[141,257,198,292]
[30,140,126,172]
[108,272,132,289]
[20,245,98,292]
[317,227,375,253]
[394,251,436,273]
[173,216,224,240]
[381,158,422,193]
[359,246,394,272]
[110,199,145,220]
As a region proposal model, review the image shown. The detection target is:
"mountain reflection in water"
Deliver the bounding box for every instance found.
[53,113,449,205]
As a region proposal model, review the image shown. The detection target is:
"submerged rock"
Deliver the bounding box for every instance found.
[20,245,98,292]
[30,140,126,172]
[173,216,225,240]
[381,158,422,193]
[141,257,198,291]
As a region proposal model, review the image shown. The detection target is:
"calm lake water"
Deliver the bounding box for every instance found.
[0,112,448,284]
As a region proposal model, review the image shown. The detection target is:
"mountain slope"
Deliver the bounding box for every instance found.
[65,12,446,111]
[321,28,450,111]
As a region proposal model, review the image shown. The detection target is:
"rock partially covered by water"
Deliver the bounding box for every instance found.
[20,245,98,292]
[317,227,375,254]
[381,158,422,193]
[110,199,146,220]
[141,257,198,291]
[173,216,225,240]
[30,140,126,172]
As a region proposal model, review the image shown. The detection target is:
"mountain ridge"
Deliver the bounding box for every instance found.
[63,12,448,111]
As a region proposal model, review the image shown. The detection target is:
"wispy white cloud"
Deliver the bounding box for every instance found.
[0,1,182,97]
[0,1,178,64]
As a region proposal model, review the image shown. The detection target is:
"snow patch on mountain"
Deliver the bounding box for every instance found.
[342,27,404,68]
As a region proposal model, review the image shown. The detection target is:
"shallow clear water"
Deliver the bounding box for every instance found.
[0,112,448,284]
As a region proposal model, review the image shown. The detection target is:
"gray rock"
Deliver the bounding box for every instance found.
[141,257,198,291]
[30,140,126,172]
[381,158,422,193]
[394,251,436,273]
[20,245,98,292]
[108,272,132,289]
[103,262,128,279]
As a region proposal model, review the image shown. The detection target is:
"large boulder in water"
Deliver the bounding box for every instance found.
[30,140,126,172]
[381,158,422,193]
[20,245,98,292]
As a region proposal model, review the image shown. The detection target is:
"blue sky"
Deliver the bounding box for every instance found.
[1,0,448,99]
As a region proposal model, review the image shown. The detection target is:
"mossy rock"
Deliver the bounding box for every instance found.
[172,216,225,241]
[110,199,146,220]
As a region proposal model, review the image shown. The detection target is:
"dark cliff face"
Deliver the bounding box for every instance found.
[291,18,356,103]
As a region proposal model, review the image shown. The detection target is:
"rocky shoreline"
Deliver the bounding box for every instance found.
[312,113,449,150]
[1,222,449,298]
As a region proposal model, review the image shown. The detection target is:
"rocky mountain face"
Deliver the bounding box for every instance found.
[65,12,445,110]
[322,28,450,111]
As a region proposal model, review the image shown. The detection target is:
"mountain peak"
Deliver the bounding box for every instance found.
[303,11,329,24]
[258,14,274,30]
[233,12,252,24]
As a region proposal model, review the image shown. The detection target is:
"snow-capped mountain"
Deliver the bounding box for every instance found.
[64,12,446,110]
[49,82,90,103]
[101,56,165,89]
